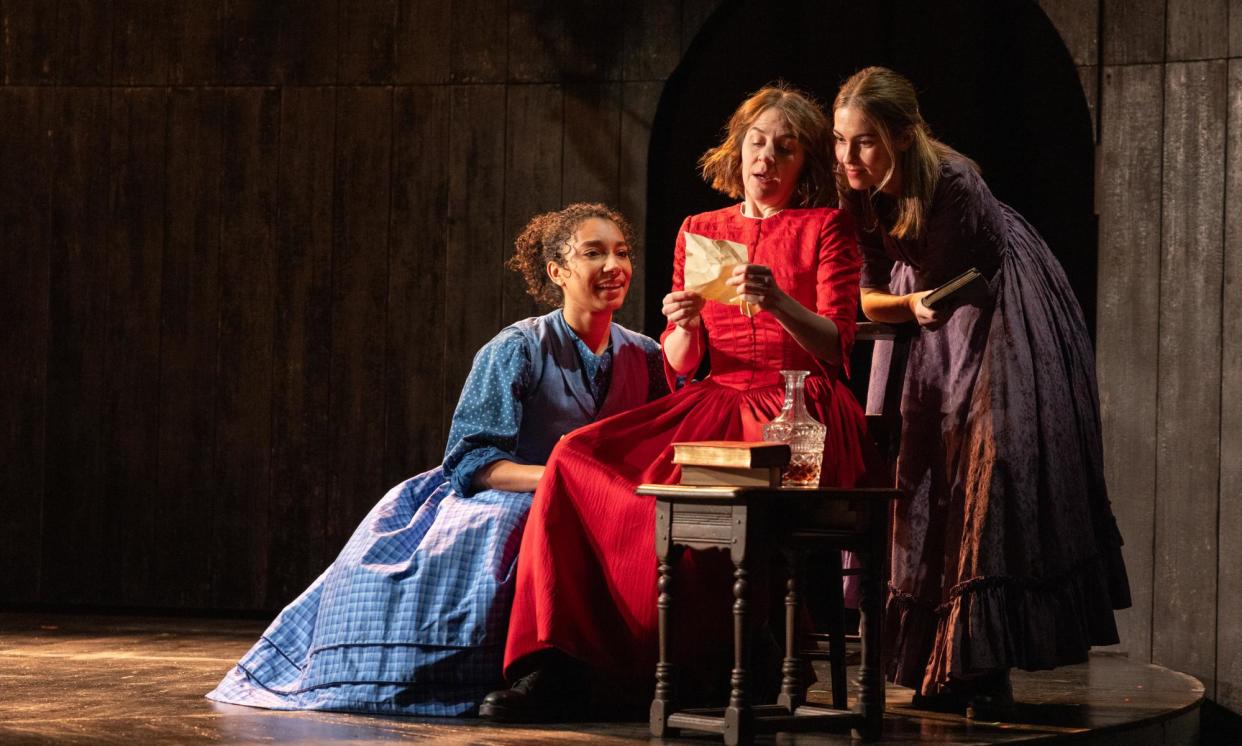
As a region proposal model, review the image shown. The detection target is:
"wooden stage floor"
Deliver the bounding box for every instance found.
[0,612,1202,744]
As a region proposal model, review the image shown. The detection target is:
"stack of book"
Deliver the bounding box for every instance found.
[672,441,791,487]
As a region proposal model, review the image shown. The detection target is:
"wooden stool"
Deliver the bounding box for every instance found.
[637,483,902,744]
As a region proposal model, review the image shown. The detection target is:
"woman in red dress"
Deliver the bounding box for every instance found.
[481,83,874,721]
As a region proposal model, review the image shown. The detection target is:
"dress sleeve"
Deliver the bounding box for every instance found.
[857,225,893,289]
[658,216,697,390]
[442,328,533,497]
[919,160,1002,284]
[816,209,863,369]
[644,337,672,400]
[841,191,893,290]
[660,216,691,337]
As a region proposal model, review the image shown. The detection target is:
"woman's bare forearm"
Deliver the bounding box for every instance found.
[860,286,917,323]
[662,323,703,374]
[472,460,545,493]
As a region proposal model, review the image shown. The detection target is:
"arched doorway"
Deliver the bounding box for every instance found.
[644,0,1097,368]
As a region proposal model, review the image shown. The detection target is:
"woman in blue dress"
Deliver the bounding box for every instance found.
[207,203,668,716]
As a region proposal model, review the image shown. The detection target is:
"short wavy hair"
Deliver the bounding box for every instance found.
[506,202,636,308]
[698,82,835,208]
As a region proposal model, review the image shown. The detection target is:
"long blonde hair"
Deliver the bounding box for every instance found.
[699,82,835,208]
[833,66,976,239]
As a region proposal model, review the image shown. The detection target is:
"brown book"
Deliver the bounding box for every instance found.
[919,267,989,310]
[678,464,781,487]
[671,440,791,468]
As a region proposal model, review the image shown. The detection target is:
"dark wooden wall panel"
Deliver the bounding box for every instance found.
[1102,0,1166,64]
[1038,0,1098,66]
[1233,0,1242,57]
[328,87,395,549]
[212,88,280,610]
[103,89,168,605]
[508,2,623,83]
[0,88,49,604]
[169,0,220,84]
[57,0,113,85]
[450,0,506,83]
[563,3,624,81]
[1096,65,1164,659]
[443,85,506,434]
[339,0,396,85]
[1152,60,1227,691]
[504,84,564,324]
[222,0,338,84]
[395,0,451,85]
[1077,65,1098,139]
[269,87,335,604]
[1,0,55,84]
[623,0,681,81]
[221,0,275,84]
[617,81,662,332]
[112,0,171,85]
[153,88,223,608]
[0,0,690,614]
[1166,0,1229,60]
[387,86,451,485]
[1218,57,1242,716]
[42,89,111,604]
[508,1,564,84]
[563,83,622,207]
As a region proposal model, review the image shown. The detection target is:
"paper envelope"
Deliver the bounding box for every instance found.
[683,232,757,316]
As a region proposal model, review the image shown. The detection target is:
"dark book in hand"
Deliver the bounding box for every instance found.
[919,267,990,310]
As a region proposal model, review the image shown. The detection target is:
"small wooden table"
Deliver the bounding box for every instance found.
[637,483,901,744]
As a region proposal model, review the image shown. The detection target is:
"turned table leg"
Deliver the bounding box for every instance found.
[777,548,803,712]
[853,504,888,741]
[723,504,752,746]
[651,501,680,737]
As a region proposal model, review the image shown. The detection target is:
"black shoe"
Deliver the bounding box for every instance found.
[910,689,969,714]
[479,668,563,723]
[965,670,1015,721]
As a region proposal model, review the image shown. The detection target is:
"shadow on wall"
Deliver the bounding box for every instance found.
[644,0,1097,356]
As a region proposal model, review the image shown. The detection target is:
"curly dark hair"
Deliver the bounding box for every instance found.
[507,202,637,308]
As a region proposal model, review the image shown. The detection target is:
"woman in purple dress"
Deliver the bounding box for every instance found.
[831,67,1131,717]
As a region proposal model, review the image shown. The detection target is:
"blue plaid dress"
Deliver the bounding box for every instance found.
[208,311,666,716]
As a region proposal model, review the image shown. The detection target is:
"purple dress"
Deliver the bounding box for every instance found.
[857,158,1131,696]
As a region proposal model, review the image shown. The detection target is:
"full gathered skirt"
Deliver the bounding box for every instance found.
[502,374,873,686]
[207,467,531,716]
[871,207,1131,695]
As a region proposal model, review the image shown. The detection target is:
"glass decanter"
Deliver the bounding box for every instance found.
[763,370,827,487]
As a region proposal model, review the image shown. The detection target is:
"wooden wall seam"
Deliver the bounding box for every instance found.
[1153,59,1226,692]
[1217,55,1242,714]
[1096,62,1164,662]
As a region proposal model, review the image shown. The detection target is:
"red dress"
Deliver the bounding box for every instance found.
[502,205,874,685]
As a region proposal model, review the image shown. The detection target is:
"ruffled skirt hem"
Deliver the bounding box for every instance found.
[884,549,1125,695]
